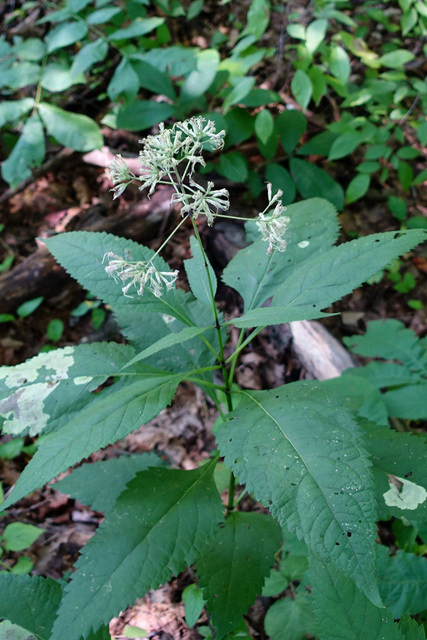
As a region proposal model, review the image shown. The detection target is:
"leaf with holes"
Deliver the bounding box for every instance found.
[216,382,381,606]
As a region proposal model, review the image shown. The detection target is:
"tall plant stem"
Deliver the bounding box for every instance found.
[190,221,237,511]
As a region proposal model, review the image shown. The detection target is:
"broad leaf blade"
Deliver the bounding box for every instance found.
[222,198,340,312]
[344,319,427,375]
[264,593,316,640]
[0,574,62,639]
[2,369,181,510]
[216,383,381,606]
[44,232,194,326]
[196,512,281,638]
[322,374,389,426]
[398,616,427,640]
[50,461,224,640]
[54,453,165,512]
[233,230,427,328]
[123,325,214,368]
[377,546,427,618]
[310,555,403,640]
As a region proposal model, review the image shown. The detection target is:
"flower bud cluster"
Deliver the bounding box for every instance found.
[256,184,291,255]
[107,117,293,297]
[103,252,179,298]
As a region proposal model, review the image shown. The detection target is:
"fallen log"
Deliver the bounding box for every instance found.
[0,188,174,314]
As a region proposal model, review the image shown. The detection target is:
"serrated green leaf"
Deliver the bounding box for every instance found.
[222,198,339,313]
[1,115,45,189]
[124,325,214,368]
[310,555,403,640]
[44,232,191,325]
[38,103,102,152]
[44,232,220,374]
[116,100,176,131]
[322,374,389,426]
[378,546,427,618]
[382,383,427,419]
[50,462,224,640]
[275,110,307,154]
[0,98,34,128]
[107,57,139,102]
[264,594,316,640]
[54,453,165,512]
[70,38,108,77]
[184,235,217,306]
[0,574,62,639]
[291,70,312,110]
[216,383,381,606]
[344,320,427,374]
[290,157,344,209]
[399,616,427,640]
[196,512,281,638]
[347,361,423,389]
[109,17,165,40]
[232,230,427,328]
[45,21,88,53]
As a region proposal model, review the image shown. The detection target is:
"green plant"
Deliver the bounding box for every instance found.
[0,522,45,576]
[0,117,427,639]
[341,319,427,422]
[0,0,276,190]
[282,0,427,204]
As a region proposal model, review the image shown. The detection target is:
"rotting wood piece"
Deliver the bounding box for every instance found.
[289,320,357,380]
[0,188,174,314]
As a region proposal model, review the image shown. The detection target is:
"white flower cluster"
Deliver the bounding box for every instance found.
[107,117,292,297]
[103,252,179,298]
[256,184,290,255]
[171,178,229,226]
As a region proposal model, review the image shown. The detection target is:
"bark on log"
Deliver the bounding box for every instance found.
[0,188,174,314]
[289,320,357,380]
